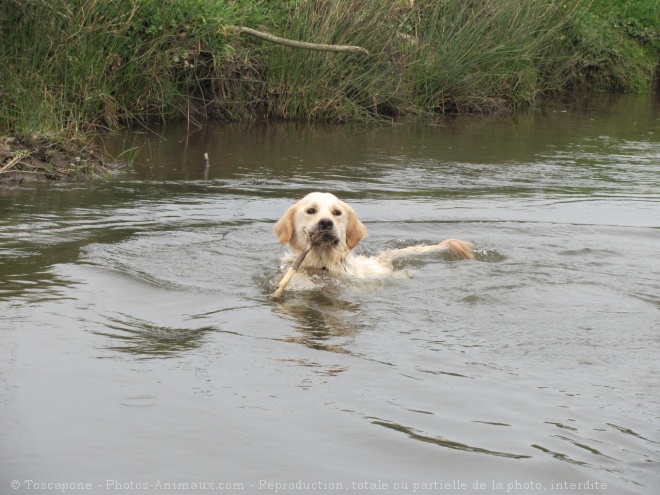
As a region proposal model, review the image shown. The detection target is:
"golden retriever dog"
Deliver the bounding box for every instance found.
[274,192,473,281]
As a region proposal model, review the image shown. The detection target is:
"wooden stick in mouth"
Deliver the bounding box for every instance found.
[270,229,331,300]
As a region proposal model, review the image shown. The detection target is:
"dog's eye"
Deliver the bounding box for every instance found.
[306,208,316,215]
[332,210,342,216]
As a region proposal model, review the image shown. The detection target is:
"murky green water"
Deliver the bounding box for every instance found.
[1,94,659,494]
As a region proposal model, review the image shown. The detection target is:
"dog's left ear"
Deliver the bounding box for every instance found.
[274,203,298,244]
[344,203,367,249]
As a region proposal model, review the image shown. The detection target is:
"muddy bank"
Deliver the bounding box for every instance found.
[0,135,129,187]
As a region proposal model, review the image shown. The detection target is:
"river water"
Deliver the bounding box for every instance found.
[1,95,658,494]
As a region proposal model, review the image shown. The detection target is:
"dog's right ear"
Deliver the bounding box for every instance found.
[274,203,298,244]
[344,203,367,250]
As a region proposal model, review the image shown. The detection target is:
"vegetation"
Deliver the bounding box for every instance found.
[572,0,659,91]
[0,0,658,182]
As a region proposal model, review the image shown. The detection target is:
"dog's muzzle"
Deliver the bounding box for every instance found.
[311,218,339,245]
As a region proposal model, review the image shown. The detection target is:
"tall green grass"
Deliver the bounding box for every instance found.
[263,0,406,122]
[0,0,657,139]
[262,0,591,121]
[571,0,659,91]
[0,0,245,137]
[405,0,588,113]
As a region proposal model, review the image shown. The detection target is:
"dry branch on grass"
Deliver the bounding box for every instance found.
[0,151,33,175]
[232,26,370,55]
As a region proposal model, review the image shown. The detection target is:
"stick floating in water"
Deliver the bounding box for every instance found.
[270,230,330,300]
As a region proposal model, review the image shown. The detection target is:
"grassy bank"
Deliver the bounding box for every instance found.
[1,0,658,182]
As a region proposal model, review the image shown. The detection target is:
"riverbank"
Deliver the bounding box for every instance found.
[1,0,658,184]
[0,134,130,185]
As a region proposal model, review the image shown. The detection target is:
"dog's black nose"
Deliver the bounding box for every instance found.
[317,218,334,231]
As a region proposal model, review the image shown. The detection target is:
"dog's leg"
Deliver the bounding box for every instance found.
[439,238,474,259]
[378,238,474,261]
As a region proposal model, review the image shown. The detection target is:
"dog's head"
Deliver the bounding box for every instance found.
[274,192,367,251]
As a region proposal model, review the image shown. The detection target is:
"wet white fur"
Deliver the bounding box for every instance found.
[274,192,473,281]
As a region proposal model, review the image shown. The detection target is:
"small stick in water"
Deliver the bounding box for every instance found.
[270,229,327,300]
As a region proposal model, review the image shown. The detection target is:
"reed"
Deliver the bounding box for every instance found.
[0,0,244,136]
[260,0,587,121]
[0,0,657,141]
[405,0,587,113]
[262,0,407,122]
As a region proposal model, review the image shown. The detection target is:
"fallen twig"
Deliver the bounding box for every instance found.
[2,170,48,176]
[232,26,370,55]
[0,152,32,175]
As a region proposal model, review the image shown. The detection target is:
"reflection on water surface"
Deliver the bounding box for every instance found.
[1,94,659,494]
